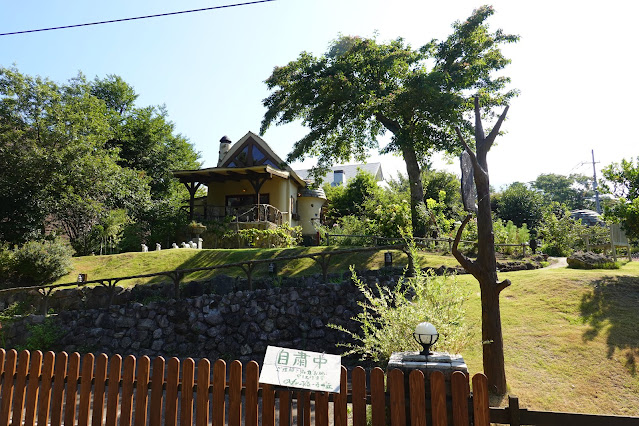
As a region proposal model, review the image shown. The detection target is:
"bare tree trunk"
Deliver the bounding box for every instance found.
[452,97,511,394]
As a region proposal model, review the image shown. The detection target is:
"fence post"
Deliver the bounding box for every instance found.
[508,395,521,426]
[522,243,526,257]
[448,237,453,252]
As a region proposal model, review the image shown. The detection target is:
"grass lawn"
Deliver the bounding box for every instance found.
[55,247,460,286]
[54,248,639,416]
[456,261,639,416]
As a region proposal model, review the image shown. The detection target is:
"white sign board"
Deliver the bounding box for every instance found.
[259,346,341,393]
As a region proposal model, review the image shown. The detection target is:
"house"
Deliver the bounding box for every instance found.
[294,162,384,186]
[172,132,326,239]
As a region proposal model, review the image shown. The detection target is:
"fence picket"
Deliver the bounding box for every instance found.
[333,367,348,426]
[388,369,406,426]
[49,351,68,426]
[165,358,180,426]
[450,371,469,426]
[11,349,30,426]
[298,390,311,426]
[279,390,291,426]
[212,359,226,426]
[120,355,137,426]
[38,351,56,426]
[180,358,195,426]
[408,370,427,426]
[370,367,386,426]
[0,349,17,426]
[471,374,490,426]
[316,391,329,426]
[149,356,165,425]
[78,353,95,426]
[105,354,122,426]
[352,366,367,426]
[430,371,447,426]
[0,349,4,403]
[64,352,81,426]
[196,358,211,426]
[261,384,275,426]
[134,356,151,426]
[245,361,259,426]
[229,360,242,426]
[24,350,43,425]
[92,353,108,426]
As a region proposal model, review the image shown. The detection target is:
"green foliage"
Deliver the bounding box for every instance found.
[492,219,530,255]
[329,266,472,365]
[602,158,639,240]
[18,317,64,352]
[605,197,639,240]
[324,170,382,220]
[532,173,593,210]
[1,238,74,288]
[539,203,587,256]
[0,67,200,252]
[494,182,544,231]
[212,224,303,249]
[261,7,518,235]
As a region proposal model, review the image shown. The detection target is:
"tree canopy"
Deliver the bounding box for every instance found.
[0,67,200,253]
[532,173,593,210]
[261,5,518,236]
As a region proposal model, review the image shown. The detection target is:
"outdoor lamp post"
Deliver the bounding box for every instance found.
[413,322,439,356]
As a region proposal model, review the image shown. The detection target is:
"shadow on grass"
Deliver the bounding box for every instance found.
[579,275,639,375]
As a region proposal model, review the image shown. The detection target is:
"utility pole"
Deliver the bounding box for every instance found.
[592,150,601,214]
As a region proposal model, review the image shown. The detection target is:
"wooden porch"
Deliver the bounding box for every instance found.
[190,203,283,226]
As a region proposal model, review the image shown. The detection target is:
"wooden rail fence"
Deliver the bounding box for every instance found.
[0,245,409,313]
[0,349,491,426]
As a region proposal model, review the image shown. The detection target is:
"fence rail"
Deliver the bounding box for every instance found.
[325,234,530,255]
[0,349,491,426]
[0,245,409,312]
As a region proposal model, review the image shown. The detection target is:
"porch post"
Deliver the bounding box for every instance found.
[183,181,201,221]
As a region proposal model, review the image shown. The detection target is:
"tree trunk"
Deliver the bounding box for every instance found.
[452,97,510,395]
[401,144,426,238]
[475,154,507,394]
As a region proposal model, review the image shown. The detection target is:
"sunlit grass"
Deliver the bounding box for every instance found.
[55,248,639,415]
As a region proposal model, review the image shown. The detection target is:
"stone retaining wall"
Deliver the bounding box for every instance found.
[1,277,395,364]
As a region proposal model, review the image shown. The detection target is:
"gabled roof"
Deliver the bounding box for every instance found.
[173,131,306,187]
[294,162,384,183]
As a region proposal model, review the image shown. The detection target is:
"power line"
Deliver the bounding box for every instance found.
[0,0,276,37]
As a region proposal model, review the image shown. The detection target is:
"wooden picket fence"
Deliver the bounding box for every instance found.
[0,349,490,426]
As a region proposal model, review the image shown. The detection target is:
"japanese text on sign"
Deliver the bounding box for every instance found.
[259,346,341,393]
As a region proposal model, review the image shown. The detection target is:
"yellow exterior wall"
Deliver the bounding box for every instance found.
[205,176,301,225]
[297,196,325,235]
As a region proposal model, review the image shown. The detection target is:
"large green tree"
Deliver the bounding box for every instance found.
[0,68,199,253]
[261,6,517,236]
[532,173,593,210]
[493,182,544,231]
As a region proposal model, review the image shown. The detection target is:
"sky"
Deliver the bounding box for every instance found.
[1,0,637,189]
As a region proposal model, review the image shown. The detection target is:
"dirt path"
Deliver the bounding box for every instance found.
[546,257,568,269]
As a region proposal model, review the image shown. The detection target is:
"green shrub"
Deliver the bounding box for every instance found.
[1,238,74,288]
[18,317,64,352]
[329,266,472,365]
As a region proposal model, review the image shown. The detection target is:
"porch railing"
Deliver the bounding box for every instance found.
[193,204,283,225]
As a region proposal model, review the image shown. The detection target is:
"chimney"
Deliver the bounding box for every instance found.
[332,170,345,186]
[218,136,231,166]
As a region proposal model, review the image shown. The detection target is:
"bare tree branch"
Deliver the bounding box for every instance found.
[455,127,478,163]
[451,214,480,277]
[496,279,511,293]
[484,105,510,151]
